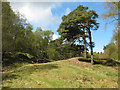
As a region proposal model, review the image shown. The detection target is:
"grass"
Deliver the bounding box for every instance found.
[2,58,118,88]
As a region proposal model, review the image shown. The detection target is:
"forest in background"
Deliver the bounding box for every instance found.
[2,1,119,67]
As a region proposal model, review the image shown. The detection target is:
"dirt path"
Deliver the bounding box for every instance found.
[67,57,118,70]
[67,57,100,69]
[67,57,83,66]
[68,57,80,61]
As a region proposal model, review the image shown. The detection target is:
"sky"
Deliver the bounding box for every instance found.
[9,1,116,53]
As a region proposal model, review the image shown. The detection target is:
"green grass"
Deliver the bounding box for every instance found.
[2,58,118,88]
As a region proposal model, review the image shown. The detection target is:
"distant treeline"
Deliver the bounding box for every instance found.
[2,2,119,64]
[2,2,85,62]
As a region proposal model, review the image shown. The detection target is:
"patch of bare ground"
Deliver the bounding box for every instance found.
[67,57,86,66]
[67,57,118,70]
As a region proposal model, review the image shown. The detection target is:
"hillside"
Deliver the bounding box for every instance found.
[2,57,118,88]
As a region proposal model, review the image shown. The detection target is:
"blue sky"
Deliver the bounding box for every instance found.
[10,2,116,53]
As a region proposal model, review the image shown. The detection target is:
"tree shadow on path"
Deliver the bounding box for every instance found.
[78,58,120,67]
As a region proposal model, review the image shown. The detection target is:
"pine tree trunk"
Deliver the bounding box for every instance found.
[89,30,94,65]
[88,24,94,65]
[83,26,87,58]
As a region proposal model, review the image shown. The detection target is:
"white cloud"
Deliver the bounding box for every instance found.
[65,8,71,15]
[10,2,61,28]
[52,34,58,40]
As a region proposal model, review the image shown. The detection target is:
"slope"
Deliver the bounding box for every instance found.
[2,57,118,88]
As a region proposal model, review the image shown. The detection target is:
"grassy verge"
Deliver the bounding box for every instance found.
[2,58,118,88]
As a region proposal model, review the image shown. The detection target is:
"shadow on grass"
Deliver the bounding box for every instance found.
[2,64,59,83]
[2,53,33,67]
[16,64,59,74]
[2,52,52,69]
[2,86,10,89]
[78,58,120,67]
[2,73,19,81]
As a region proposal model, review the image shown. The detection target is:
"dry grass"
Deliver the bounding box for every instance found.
[2,57,118,88]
